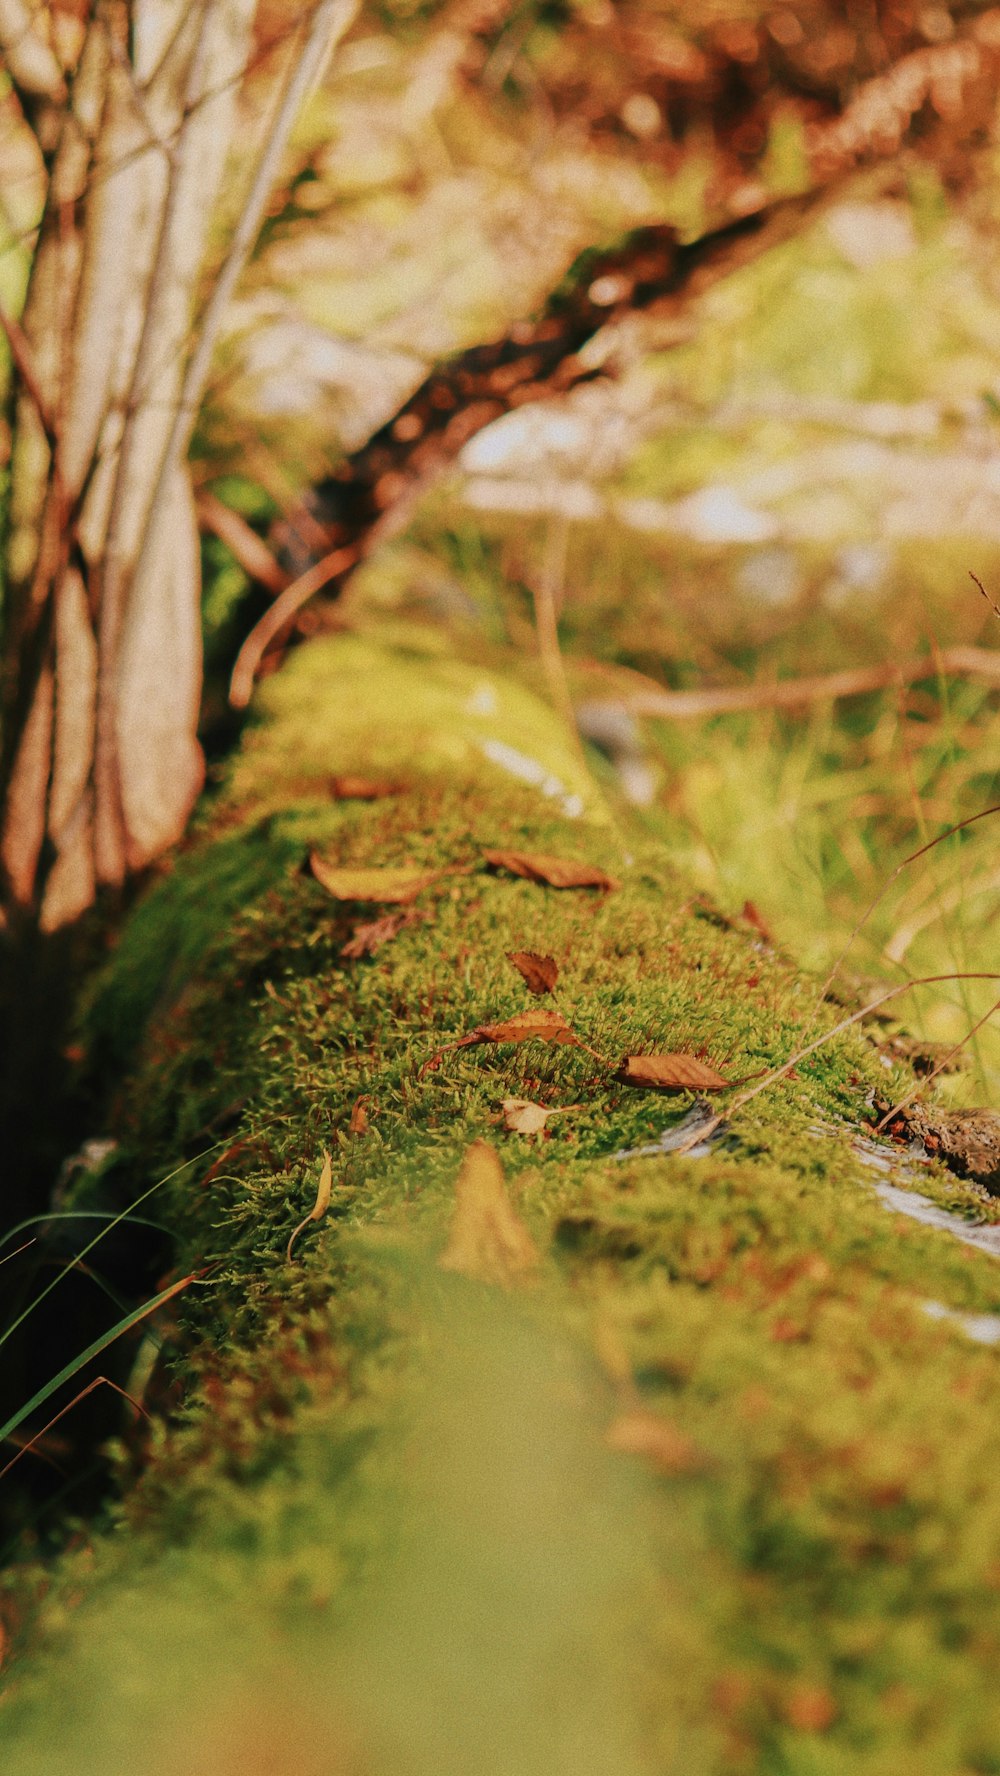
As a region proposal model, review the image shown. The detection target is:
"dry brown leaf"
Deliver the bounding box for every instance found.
[330,774,402,800]
[741,899,774,942]
[483,849,619,891]
[439,1140,539,1286]
[422,1007,601,1076]
[502,1096,580,1135]
[606,1408,706,1476]
[349,1097,369,1135]
[506,950,559,995]
[286,1150,333,1263]
[617,1053,731,1092]
[311,854,442,904]
[422,1008,603,1072]
[460,1008,581,1050]
[340,908,419,958]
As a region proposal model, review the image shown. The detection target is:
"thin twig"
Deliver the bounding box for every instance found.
[816,804,1000,1005]
[873,992,1000,1133]
[970,571,1000,623]
[676,972,1000,1156]
[228,543,358,707]
[0,297,57,447]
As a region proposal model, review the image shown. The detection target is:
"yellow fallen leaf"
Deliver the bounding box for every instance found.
[439,1140,539,1286]
[286,1150,333,1263]
[311,854,442,904]
[506,950,559,995]
[616,1053,730,1092]
[483,849,619,891]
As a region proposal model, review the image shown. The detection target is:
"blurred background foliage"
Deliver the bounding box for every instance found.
[5,0,1000,1082]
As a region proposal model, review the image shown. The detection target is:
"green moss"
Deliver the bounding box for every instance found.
[6,636,1000,1775]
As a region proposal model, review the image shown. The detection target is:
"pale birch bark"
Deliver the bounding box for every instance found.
[1,0,357,928]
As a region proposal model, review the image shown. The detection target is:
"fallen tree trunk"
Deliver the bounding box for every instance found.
[3,632,1000,1774]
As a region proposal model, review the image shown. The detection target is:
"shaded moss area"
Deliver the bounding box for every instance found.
[4,635,1000,1775]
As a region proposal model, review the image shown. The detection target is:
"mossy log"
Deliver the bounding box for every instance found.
[4,632,1000,1776]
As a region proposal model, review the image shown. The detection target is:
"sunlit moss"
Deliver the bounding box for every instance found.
[7,637,1000,1776]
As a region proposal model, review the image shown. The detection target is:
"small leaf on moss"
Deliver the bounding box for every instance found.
[439,1140,539,1286]
[502,1096,579,1135]
[330,774,402,800]
[349,1097,369,1134]
[503,1097,550,1135]
[287,1150,333,1263]
[506,950,558,994]
[422,1008,596,1077]
[341,908,419,958]
[617,1053,730,1092]
[483,849,618,891]
[311,855,442,903]
[460,1008,582,1050]
[422,1008,603,1072]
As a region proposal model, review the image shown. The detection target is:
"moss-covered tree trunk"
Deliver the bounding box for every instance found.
[3,633,1000,1775]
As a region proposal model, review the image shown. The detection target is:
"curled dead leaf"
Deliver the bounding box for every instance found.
[311,854,442,904]
[506,950,559,995]
[439,1140,539,1287]
[617,1053,731,1092]
[330,774,402,800]
[483,849,619,891]
[605,1408,707,1475]
[340,908,420,958]
[286,1150,333,1264]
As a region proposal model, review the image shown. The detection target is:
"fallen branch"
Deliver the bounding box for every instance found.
[575,648,1000,722]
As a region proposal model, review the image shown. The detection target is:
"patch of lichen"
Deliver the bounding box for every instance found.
[6,636,1000,1775]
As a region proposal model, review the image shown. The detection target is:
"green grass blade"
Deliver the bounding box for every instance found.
[0,1137,229,1354]
[0,1272,195,1453]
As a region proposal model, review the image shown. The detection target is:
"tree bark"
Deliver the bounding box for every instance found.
[0,0,359,931]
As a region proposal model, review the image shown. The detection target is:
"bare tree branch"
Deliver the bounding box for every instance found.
[131,0,362,603]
